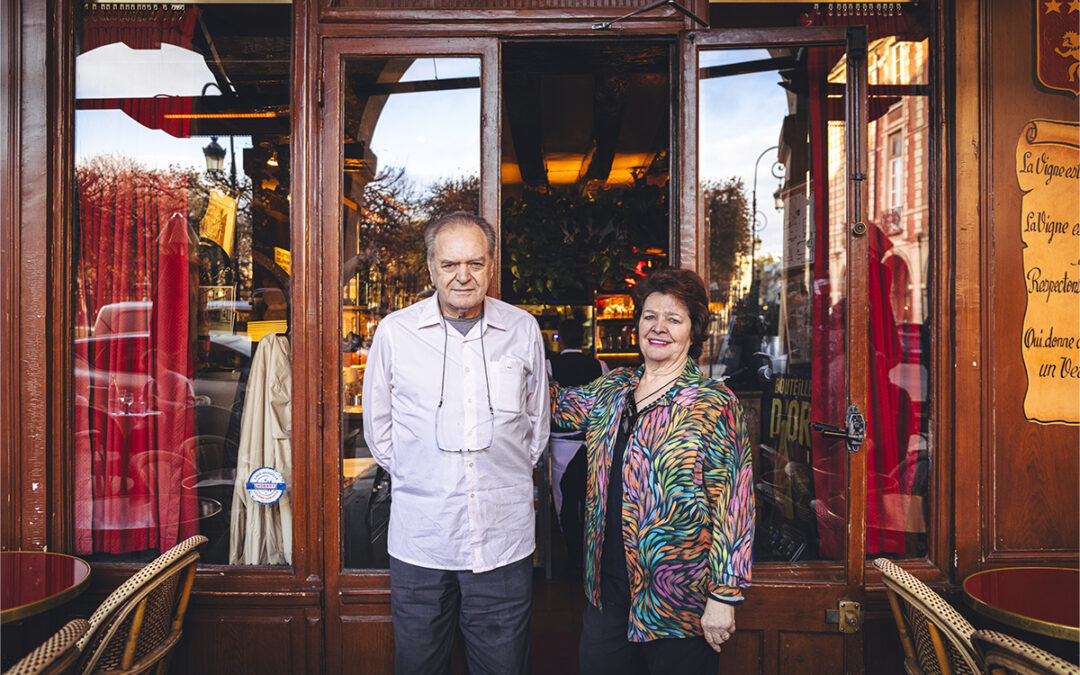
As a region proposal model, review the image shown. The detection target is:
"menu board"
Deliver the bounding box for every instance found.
[1015,119,1080,424]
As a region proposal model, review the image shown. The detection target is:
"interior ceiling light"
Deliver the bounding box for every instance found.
[267,150,279,167]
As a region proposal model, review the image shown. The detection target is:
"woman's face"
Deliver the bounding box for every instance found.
[638,292,693,368]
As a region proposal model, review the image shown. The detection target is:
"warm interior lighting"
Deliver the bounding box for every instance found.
[501,163,523,184]
[545,154,586,185]
[164,112,279,120]
[267,150,279,167]
[608,153,653,185]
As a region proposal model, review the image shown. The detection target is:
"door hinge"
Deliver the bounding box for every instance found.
[317,76,324,107]
[825,600,862,633]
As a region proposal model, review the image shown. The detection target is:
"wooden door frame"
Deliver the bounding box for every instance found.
[317,35,500,674]
[677,23,865,578]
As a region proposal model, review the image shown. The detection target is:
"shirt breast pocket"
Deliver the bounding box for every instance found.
[490,358,525,413]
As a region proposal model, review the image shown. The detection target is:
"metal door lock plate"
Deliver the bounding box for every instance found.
[825,600,862,633]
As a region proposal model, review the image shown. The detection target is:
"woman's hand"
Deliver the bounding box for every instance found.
[700,598,736,653]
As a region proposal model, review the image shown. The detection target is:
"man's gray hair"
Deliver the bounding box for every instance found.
[424,212,497,263]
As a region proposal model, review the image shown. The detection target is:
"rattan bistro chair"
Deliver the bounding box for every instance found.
[875,557,982,675]
[971,630,1079,675]
[3,618,90,675]
[75,535,206,675]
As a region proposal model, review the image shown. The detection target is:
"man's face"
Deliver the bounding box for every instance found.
[428,223,491,319]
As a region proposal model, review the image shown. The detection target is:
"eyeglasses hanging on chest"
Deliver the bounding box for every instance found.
[435,312,495,453]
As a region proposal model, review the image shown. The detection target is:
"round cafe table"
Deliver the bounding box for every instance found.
[962,566,1080,642]
[1,551,92,624]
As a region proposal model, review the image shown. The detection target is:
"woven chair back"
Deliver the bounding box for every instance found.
[972,630,1079,675]
[875,558,981,675]
[76,535,206,675]
[4,618,89,675]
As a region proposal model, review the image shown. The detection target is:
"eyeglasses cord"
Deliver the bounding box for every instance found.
[437,305,494,420]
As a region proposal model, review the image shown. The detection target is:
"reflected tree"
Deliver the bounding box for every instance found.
[704,177,752,304]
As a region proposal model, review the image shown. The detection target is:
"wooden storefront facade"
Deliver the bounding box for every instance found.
[2,0,1077,673]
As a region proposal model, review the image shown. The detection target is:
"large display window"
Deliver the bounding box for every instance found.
[73,2,293,565]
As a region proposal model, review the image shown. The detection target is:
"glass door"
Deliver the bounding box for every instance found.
[319,36,499,674]
[679,26,872,667]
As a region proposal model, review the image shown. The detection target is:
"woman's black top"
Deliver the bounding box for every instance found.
[600,392,640,596]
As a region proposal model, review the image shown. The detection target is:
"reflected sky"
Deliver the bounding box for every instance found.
[700,49,789,256]
[370,58,481,191]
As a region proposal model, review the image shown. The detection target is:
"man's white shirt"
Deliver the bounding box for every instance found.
[362,295,550,573]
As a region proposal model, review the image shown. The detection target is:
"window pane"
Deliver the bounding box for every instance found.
[699,46,849,562]
[339,56,481,570]
[865,35,931,558]
[74,4,293,565]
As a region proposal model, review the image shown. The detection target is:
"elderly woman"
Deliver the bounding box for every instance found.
[552,267,753,674]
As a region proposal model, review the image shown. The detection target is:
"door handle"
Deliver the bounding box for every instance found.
[811,404,866,454]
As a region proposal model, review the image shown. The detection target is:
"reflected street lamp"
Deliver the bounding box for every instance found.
[750,145,785,305]
[203,137,226,173]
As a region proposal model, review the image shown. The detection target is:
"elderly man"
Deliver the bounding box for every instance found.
[362,211,549,675]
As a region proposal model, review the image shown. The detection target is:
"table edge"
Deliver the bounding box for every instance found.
[962,568,1080,642]
[0,553,93,625]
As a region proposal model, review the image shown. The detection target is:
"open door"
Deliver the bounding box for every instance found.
[678,26,872,671]
[319,36,500,675]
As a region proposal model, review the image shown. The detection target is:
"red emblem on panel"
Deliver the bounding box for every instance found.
[1037,0,1080,95]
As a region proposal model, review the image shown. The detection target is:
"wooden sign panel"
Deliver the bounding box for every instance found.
[1016,118,1080,424]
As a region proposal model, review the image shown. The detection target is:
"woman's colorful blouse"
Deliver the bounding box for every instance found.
[552,358,754,642]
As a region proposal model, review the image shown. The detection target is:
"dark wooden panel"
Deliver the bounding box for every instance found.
[778,630,845,675]
[861,615,906,675]
[0,0,24,555]
[716,629,763,673]
[986,0,1080,555]
[178,610,318,675]
[2,0,53,553]
[340,617,395,675]
[173,593,322,675]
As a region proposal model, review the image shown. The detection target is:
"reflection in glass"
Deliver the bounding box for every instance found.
[73,3,293,564]
[862,35,931,558]
[700,29,931,563]
[340,57,481,570]
[700,45,849,562]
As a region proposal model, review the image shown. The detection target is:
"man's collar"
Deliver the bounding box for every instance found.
[416,295,443,328]
[416,295,508,331]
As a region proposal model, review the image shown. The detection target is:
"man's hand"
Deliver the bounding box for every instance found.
[701,598,736,653]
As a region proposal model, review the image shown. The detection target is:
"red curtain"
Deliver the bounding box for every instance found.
[76,96,194,139]
[803,5,925,557]
[75,162,198,555]
[78,6,200,138]
[81,5,200,53]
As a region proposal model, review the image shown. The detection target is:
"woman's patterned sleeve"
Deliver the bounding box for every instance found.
[704,392,755,602]
[549,378,596,433]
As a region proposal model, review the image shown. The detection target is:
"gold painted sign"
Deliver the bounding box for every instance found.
[274,247,291,276]
[198,188,236,257]
[1016,119,1080,424]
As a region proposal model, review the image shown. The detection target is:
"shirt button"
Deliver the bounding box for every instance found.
[465,366,471,373]
[469,493,475,499]
[468,461,474,468]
